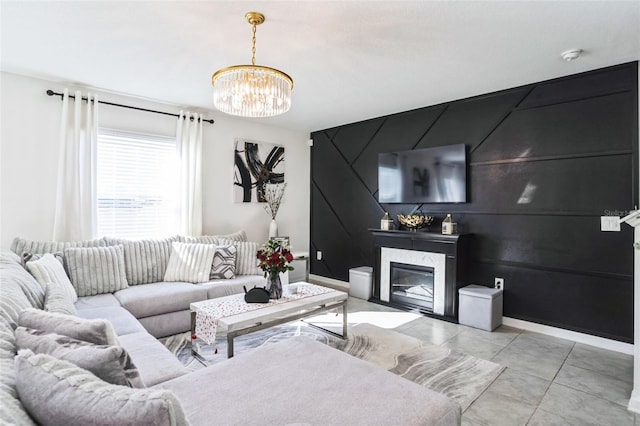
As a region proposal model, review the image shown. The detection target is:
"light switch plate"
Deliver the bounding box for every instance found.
[601,216,621,232]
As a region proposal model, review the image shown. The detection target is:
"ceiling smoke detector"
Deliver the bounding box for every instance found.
[561,49,583,61]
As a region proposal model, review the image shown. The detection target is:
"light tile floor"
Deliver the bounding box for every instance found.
[345,297,635,426]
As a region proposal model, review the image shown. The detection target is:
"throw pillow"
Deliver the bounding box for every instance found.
[217,230,246,242]
[184,235,219,244]
[64,245,128,297]
[18,308,119,346]
[24,253,77,302]
[164,242,216,283]
[120,237,180,285]
[218,239,260,275]
[209,245,237,280]
[15,350,189,426]
[44,282,77,316]
[10,237,106,255]
[184,230,246,243]
[21,251,64,267]
[15,327,143,388]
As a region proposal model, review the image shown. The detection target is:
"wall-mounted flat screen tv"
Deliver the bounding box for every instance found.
[378,144,467,203]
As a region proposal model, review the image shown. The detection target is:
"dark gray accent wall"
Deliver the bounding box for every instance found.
[310,62,639,343]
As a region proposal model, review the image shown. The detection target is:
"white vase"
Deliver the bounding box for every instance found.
[269,219,278,238]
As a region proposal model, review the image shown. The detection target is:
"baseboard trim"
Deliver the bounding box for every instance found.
[308,274,349,291]
[308,274,634,355]
[628,390,640,413]
[502,317,633,355]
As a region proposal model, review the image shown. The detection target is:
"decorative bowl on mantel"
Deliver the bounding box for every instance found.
[397,214,434,231]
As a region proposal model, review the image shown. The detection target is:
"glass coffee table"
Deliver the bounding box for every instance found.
[190,282,348,363]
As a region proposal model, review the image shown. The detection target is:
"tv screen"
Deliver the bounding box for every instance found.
[378,144,467,203]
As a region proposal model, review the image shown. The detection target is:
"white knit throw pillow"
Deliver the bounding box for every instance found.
[164,242,216,283]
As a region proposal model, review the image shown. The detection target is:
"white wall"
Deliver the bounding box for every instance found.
[0,72,310,252]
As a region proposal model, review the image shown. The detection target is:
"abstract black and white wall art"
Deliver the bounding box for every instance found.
[233,139,285,203]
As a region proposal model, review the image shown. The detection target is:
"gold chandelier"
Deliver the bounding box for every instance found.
[212,12,293,118]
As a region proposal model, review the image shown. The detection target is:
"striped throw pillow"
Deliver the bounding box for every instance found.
[184,230,246,244]
[216,230,246,242]
[10,237,106,255]
[64,245,128,297]
[164,242,216,283]
[184,235,219,244]
[219,239,260,275]
[24,253,77,303]
[120,237,180,285]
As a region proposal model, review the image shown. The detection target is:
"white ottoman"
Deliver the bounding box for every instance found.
[458,284,503,331]
[349,266,373,300]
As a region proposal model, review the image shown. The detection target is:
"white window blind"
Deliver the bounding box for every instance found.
[97,128,178,239]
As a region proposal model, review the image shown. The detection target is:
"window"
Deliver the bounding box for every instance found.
[97,128,178,239]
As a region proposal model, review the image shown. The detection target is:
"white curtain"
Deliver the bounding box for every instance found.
[176,111,203,236]
[52,89,98,241]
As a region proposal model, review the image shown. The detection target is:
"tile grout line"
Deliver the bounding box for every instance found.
[553,341,634,406]
[523,342,576,425]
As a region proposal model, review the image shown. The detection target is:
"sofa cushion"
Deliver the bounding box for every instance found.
[25,253,77,302]
[15,350,189,426]
[74,293,121,310]
[114,282,208,318]
[183,235,218,244]
[0,252,42,426]
[116,237,180,285]
[0,253,45,327]
[157,337,460,426]
[15,327,143,388]
[138,310,191,339]
[10,237,106,255]
[64,245,128,297]
[0,371,36,426]
[164,242,216,283]
[209,245,236,279]
[44,281,78,315]
[18,308,119,346]
[184,230,246,243]
[76,306,147,336]
[118,332,189,386]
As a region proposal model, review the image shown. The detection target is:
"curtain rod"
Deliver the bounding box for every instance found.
[46,90,215,124]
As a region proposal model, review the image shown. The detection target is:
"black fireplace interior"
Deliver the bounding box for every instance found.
[390,262,435,312]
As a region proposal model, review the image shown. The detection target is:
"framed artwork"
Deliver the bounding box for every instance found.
[233,139,285,203]
[271,236,290,250]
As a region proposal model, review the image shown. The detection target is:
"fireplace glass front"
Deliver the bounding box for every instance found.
[390,262,435,311]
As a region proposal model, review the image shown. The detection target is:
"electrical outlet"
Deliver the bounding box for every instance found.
[494,277,504,290]
[316,251,323,261]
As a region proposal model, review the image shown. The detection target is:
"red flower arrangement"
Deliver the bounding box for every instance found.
[257,239,295,277]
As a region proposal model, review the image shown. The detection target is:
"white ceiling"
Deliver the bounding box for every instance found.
[2,1,639,133]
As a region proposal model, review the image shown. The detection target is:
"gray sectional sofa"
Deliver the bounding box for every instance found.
[12,233,268,338]
[0,235,461,425]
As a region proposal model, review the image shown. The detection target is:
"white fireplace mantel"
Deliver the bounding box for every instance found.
[380,247,447,315]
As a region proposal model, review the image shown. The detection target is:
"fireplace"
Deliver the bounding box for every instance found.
[390,263,435,311]
[379,246,447,315]
[370,229,470,321]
